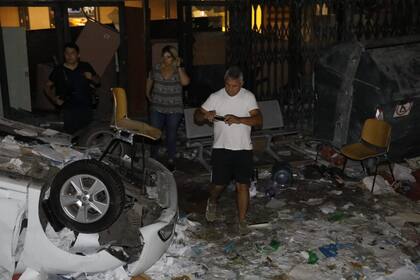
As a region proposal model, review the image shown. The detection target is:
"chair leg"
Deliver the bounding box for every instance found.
[141,137,147,195]
[360,161,366,175]
[141,137,146,171]
[315,144,320,162]
[342,157,348,172]
[99,138,119,162]
[371,158,379,193]
[386,157,395,183]
[130,143,136,173]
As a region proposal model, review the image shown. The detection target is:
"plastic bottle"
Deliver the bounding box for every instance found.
[308,250,319,264]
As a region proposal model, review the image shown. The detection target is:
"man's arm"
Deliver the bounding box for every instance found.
[44,80,64,106]
[84,63,100,86]
[194,107,216,125]
[224,109,263,128]
[84,71,100,86]
[91,74,100,85]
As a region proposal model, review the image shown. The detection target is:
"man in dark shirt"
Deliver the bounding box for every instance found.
[45,42,100,134]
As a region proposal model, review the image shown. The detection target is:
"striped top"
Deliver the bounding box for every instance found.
[150,63,183,114]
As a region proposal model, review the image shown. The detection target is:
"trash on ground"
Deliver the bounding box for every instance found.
[266,198,287,209]
[362,175,395,194]
[393,163,416,183]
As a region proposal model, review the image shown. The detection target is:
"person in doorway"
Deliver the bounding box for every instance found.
[146,45,190,171]
[194,66,262,234]
[45,42,100,135]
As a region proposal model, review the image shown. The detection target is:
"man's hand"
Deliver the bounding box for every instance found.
[204,110,217,122]
[84,72,93,80]
[224,114,241,126]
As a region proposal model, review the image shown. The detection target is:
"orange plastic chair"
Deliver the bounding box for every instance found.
[341,118,394,193]
[99,88,161,162]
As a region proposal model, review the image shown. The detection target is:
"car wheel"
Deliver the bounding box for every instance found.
[49,159,125,233]
[78,126,129,157]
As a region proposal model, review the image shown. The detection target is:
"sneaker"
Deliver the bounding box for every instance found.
[238,220,251,235]
[205,198,217,222]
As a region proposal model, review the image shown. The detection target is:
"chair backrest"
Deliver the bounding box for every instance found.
[361,118,392,149]
[111,88,128,124]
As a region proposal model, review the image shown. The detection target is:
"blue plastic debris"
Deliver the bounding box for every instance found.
[319,243,353,258]
[224,241,236,254]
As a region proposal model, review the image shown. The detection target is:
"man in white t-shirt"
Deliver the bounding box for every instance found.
[194,66,262,234]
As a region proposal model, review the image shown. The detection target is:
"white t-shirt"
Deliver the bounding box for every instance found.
[201,88,259,150]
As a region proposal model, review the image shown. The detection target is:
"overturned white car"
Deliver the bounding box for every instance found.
[0,119,177,279]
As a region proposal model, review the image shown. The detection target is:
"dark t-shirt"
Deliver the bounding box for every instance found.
[49,61,96,110]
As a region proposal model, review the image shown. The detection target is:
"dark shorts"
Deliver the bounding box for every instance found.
[211,148,253,185]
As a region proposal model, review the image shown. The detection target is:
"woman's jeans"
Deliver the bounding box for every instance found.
[150,110,183,160]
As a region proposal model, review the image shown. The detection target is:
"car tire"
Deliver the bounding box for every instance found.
[49,159,125,233]
[78,126,129,157]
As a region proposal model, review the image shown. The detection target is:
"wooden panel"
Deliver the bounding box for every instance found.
[126,7,147,117]
[76,21,120,77]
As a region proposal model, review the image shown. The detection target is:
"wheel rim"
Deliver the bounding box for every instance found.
[59,174,110,224]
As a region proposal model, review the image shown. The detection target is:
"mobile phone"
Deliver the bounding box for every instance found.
[214,115,225,121]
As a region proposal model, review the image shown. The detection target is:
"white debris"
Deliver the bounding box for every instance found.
[44,224,75,252]
[374,261,420,280]
[301,198,324,206]
[70,233,101,255]
[0,158,31,175]
[406,156,420,170]
[73,266,130,280]
[42,129,59,136]
[289,264,327,280]
[145,218,209,280]
[277,150,292,156]
[248,223,272,229]
[319,203,336,214]
[32,144,83,166]
[50,144,84,163]
[300,251,310,260]
[14,128,38,137]
[266,198,287,209]
[328,190,343,195]
[363,175,395,194]
[19,268,48,280]
[249,181,257,198]
[385,212,420,228]
[145,186,158,199]
[393,163,416,183]
[258,169,272,179]
[342,202,354,210]
[0,136,22,157]
[32,145,66,164]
